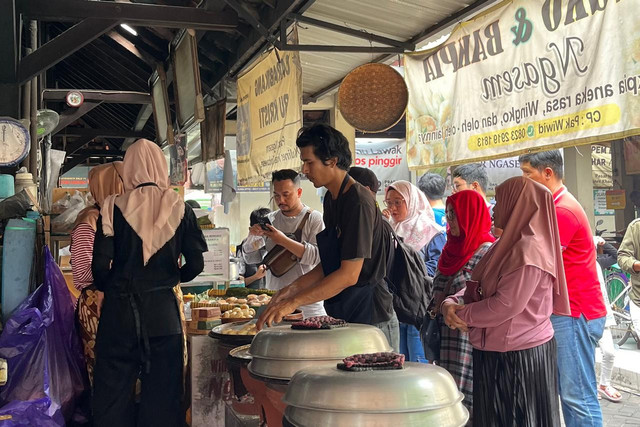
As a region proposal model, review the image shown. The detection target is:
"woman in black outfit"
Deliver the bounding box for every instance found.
[91,139,207,427]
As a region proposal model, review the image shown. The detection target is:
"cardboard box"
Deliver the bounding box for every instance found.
[192,307,222,320]
[59,255,71,270]
[63,273,80,299]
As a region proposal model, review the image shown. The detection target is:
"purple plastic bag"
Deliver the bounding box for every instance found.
[0,246,88,425]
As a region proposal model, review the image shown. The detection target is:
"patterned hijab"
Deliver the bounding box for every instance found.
[101,139,185,265]
[74,162,124,231]
[386,180,443,251]
[437,190,494,276]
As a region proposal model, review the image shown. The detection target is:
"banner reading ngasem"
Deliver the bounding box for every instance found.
[236,39,302,185]
[404,0,640,169]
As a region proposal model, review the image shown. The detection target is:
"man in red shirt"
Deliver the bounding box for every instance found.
[520,150,606,427]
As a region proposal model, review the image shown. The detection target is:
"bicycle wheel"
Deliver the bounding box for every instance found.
[606,273,629,312]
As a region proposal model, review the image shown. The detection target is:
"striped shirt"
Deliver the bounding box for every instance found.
[71,223,96,291]
[431,242,492,415]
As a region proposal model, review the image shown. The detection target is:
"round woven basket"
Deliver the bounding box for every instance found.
[338,63,408,133]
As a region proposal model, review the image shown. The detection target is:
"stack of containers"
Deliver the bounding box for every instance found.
[188,306,222,335]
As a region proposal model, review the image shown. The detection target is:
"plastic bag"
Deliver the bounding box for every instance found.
[51,192,91,232]
[50,193,71,215]
[0,191,33,221]
[0,247,88,425]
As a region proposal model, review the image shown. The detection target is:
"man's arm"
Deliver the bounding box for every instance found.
[297,212,323,266]
[249,223,306,258]
[597,242,618,270]
[270,264,325,304]
[250,211,324,262]
[290,259,363,307]
[618,222,640,274]
[257,259,363,329]
[555,206,579,250]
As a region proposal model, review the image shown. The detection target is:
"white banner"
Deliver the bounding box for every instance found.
[405,0,640,168]
[354,139,410,194]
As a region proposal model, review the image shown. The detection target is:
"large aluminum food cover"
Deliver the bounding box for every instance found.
[248,324,392,381]
[283,363,469,427]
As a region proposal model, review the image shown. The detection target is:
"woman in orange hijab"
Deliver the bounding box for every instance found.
[71,162,124,386]
[443,177,570,426]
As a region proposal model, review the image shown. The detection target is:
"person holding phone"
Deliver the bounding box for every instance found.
[237,208,271,289]
[245,169,326,317]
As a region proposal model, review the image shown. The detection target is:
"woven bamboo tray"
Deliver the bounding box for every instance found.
[338,63,408,133]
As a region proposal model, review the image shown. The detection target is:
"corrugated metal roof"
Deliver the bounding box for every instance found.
[297,0,493,99]
[40,0,497,167]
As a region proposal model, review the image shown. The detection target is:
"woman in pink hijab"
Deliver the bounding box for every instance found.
[385,180,446,362]
[443,177,570,427]
[91,139,207,427]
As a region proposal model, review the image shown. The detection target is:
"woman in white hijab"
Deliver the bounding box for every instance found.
[91,139,207,427]
[384,180,446,362]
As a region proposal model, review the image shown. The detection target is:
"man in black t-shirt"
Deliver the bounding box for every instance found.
[257,124,399,350]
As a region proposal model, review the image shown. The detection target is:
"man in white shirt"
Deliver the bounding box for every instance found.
[247,169,326,317]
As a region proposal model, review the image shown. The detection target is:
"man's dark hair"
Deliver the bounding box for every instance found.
[296,124,352,170]
[348,167,380,192]
[249,207,271,226]
[518,150,564,179]
[271,169,301,186]
[417,172,445,201]
[452,163,488,193]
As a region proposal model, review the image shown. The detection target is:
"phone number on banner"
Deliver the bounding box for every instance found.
[467,104,620,151]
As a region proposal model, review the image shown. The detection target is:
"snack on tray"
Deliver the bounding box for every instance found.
[337,352,405,371]
[191,301,219,308]
[222,306,256,319]
[208,288,226,297]
[222,323,258,336]
[291,316,347,330]
[225,288,276,298]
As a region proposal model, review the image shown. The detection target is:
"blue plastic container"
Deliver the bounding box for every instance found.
[0,175,15,199]
[2,219,36,320]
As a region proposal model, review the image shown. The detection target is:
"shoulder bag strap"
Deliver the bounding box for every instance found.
[293,209,312,242]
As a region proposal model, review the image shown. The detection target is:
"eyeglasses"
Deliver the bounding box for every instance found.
[383,199,405,208]
[451,182,468,193]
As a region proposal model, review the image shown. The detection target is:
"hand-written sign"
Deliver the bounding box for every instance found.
[236,31,302,185]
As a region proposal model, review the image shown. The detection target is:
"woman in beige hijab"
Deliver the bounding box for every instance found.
[91,139,207,427]
[71,161,124,386]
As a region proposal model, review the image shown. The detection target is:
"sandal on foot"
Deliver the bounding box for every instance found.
[598,385,622,402]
